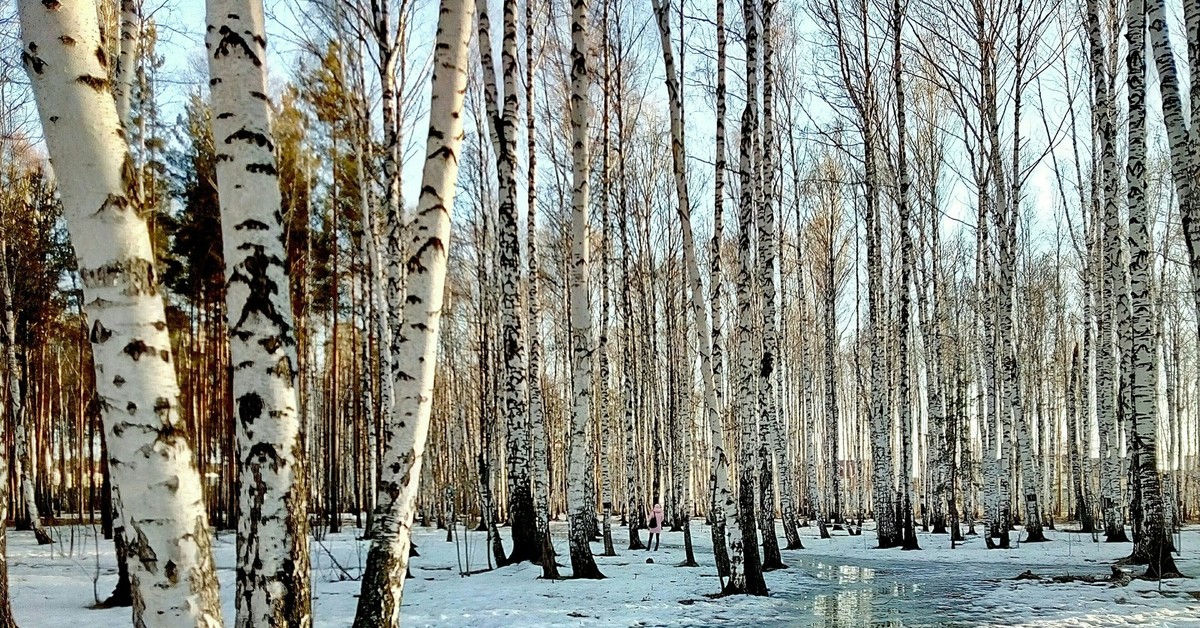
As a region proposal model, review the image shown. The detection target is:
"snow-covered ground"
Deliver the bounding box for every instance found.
[9,520,1200,626]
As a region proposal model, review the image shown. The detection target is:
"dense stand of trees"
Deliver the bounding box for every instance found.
[0,0,1194,624]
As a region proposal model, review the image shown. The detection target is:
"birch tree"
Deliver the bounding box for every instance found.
[650,0,737,579]
[205,1,310,624]
[1085,0,1127,543]
[1127,0,1178,579]
[477,0,539,564]
[352,0,474,621]
[20,1,223,625]
[731,0,769,595]
[565,0,604,580]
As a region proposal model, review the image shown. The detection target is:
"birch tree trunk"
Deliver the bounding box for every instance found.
[1,236,51,547]
[1066,345,1094,532]
[566,0,603,580]
[1143,0,1200,330]
[20,2,223,624]
[0,239,16,628]
[352,0,474,621]
[709,0,732,577]
[757,0,801,556]
[891,0,920,550]
[1127,0,1178,578]
[1086,0,1128,543]
[476,0,538,564]
[104,0,142,606]
[731,0,768,595]
[525,0,560,578]
[205,2,311,624]
[651,0,735,576]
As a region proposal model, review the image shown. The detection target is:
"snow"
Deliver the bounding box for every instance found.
[9,521,1200,626]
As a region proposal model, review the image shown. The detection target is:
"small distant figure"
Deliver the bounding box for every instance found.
[646,503,664,551]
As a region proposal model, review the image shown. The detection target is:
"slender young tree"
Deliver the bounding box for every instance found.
[565,0,604,580]
[758,0,802,558]
[525,0,560,578]
[205,1,311,625]
[20,2,223,625]
[650,0,735,576]
[352,0,475,622]
[0,233,18,627]
[1,229,51,547]
[890,0,920,550]
[710,0,733,576]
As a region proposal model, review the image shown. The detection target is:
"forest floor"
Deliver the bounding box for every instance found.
[10,518,1200,627]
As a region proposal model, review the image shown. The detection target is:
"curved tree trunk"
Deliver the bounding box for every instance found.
[20,2,223,624]
[351,0,473,622]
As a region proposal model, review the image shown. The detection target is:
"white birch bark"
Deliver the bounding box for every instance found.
[708,0,731,575]
[651,0,737,576]
[757,0,801,553]
[1143,0,1200,328]
[732,0,767,594]
[1,233,51,547]
[352,0,474,621]
[565,0,603,579]
[1128,0,1177,577]
[19,2,223,624]
[477,0,538,561]
[112,0,138,131]
[525,0,558,576]
[891,0,919,548]
[204,2,311,624]
[1086,0,1127,542]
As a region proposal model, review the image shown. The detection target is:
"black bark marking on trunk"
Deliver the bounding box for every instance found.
[213,25,261,66]
[90,320,113,343]
[238,393,264,426]
[236,219,270,231]
[247,162,278,175]
[76,74,109,91]
[228,246,291,338]
[81,258,156,295]
[122,339,153,361]
[129,527,159,573]
[95,46,107,67]
[58,35,75,46]
[246,442,282,472]
[267,356,295,380]
[225,128,273,150]
[21,41,46,75]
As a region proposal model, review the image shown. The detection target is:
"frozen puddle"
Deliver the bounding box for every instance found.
[763,554,1110,627]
